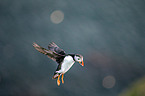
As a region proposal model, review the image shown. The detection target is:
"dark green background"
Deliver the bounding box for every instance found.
[0,0,145,96]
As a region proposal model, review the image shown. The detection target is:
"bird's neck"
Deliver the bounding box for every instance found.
[67,54,75,61]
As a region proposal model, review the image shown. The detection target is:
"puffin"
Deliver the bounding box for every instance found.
[32,42,84,86]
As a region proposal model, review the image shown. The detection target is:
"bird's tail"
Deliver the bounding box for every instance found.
[52,73,60,79]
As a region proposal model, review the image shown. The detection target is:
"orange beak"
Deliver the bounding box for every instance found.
[79,60,84,66]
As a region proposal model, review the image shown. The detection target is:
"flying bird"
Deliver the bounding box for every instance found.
[32,42,84,86]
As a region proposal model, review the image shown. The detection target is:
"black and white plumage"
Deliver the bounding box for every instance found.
[32,42,84,86]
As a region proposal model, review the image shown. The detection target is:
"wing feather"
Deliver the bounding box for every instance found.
[33,42,58,61]
[33,42,66,64]
[48,42,66,56]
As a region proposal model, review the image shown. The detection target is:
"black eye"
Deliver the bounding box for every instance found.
[78,58,80,60]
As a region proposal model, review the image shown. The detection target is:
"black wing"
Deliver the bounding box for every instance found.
[33,42,64,62]
[33,42,65,64]
[48,42,66,56]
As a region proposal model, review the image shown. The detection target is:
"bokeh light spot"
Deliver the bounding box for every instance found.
[103,75,116,88]
[50,10,64,24]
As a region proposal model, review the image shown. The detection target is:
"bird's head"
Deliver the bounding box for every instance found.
[74,54,84,66]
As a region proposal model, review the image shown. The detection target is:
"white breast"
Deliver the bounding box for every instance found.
[56,56,75,74]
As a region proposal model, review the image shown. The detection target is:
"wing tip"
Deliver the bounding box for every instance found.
[32,42,39,48]
[50,42,56,45]
[48,42,58,48]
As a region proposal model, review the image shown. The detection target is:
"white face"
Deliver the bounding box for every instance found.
[74,54,84,66]
[74,55,83,62]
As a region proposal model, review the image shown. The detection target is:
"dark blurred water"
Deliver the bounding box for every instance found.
[0,0,145,96]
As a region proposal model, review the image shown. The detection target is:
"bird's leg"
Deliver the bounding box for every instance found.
[61,73,64,84]
[57,75,61,86]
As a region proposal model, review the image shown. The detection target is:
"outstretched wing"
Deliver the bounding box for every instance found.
[48,42,66,56]
[33,42,63,62]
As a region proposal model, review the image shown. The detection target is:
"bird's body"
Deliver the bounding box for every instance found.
[56,55,75,74]
[33,42,84,86]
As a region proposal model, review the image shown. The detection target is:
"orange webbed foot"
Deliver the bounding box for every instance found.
[57,75,61,86]
[61,74,64,84]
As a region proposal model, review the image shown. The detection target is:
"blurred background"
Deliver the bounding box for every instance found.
[0,0,145,96]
